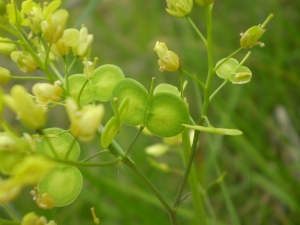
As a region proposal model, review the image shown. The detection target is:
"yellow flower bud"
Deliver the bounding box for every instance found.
[3,85,46,130]
[21,212,49,225]
[51,28,79,56]
[41,9,69,43]
[35,193,55,210]
[194,0,215,6]
[10,51,39,73]
[166,0,193,18]
[0,37,16,55]
[66,98,105,142]
[0,179,21,204]
[32,82,63,106]
[0,67,10,84]
[154,41,179,72]
[72,26,94,58]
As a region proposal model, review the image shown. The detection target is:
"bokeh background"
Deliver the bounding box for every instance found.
[1,0,300,224]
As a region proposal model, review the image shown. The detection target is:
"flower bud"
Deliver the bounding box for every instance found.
[240,14,274,49]
[0,67,10,84]
[72,26,93,58]
[194,0,215,6]
[51,28,79,56]
[166,0,193,18]
[41,9,69,43]
[0,37,16,55]
[10,51,39,73]
[35,193,55,210]
[27,6,44,35]
[66,98,105,142]
[154,41,179,72]
[3,85,46,130]
[32,82,63,106]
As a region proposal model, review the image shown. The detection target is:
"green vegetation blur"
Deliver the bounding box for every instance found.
[1,0,300,224]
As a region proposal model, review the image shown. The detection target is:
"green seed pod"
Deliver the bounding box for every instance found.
[37,166,83,207]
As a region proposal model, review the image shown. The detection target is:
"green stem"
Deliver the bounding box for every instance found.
[45,43,52,68]
[49,63,64,81]
[209,80,228,102]
[2,204,19,222]
[182,69,206,90]
[173,5,215,222]
[68,56,78,74]
[123,158,178,225]
[52,208,62,225]
[53,156,122,167]
[0,40,24,45]
[186,15,207,46]
[10,76,50,81]
[124,126,144,157]
[80,149,109,162]
[77,79,89,106]
[63,56,70,94]
[0,24,18,36]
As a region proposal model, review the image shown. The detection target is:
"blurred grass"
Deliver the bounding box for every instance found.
[1,0,300,224]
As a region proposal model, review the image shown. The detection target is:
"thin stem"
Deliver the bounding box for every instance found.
[68,56,78,74]
[77,79,89,106]
[38,130,58,158]
[186,15,207,46]
[0,40,24,45]
[50,63,64,81]
[182,69,206,90]
[80,149,109,162]
[64,138,77,160]
[123,158,177,224]
[45,43,52,68]
[53,156,122,167]
[52,208,62,225]
[10,76,50,81]
[0,24,18,36]
[124,126,144,157]
[213,48,242,73]
[63,56,70,94]
[209,80,228,102]
[2,204,19,222]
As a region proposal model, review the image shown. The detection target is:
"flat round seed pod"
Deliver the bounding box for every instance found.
[145,92,189,137]
[35,128,80,161]
[112,78,148,126]
[230,66,252,84]
[37,166,82,207]
[216,58,239,79]
[91,64,125,102]
[68,74,93,105]
[154,83,180,96]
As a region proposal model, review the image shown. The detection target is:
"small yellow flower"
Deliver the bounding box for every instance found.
[0,37,16,55]
[72,25,94,58]
[51,28,80,56]
[0,67,10,84]
[32,81,63,106]
[3,85,46,130]
[166,0,193,18]
[66,98,105,142]
[154,41,179,72]
[10,51,39,73]
[41,9,69,43]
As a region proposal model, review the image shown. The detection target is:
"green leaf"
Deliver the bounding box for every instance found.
[91,64,125,102]
[37,166,83,207]
[112,78,148,126]
[183,124,243,135]
[145,92,189,137]
[35,128,80,161]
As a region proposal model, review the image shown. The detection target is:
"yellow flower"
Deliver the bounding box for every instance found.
[66,98,105,142]
[166,0,193,18]
[32,82,63,106]
[0,67,10,84]
[3,85,46,130]
[41,9,69,43]
[10,51,39,73]
[51,28,79,56]
[154,41,179,72]
[72,26,94,58]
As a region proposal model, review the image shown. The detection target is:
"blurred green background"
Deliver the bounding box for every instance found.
[1,0,300,224]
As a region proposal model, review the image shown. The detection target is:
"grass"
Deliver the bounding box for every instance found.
[1,0,300,224]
